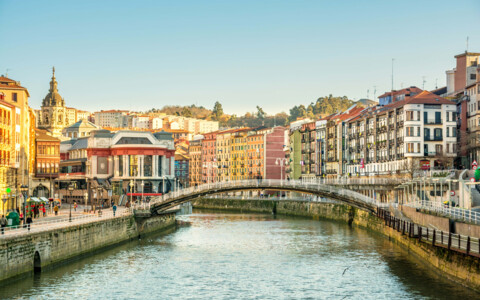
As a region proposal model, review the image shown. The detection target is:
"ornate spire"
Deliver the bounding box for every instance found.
[49,66,58,93]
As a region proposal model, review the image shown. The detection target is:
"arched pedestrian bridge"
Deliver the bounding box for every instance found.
[137,179,404,215]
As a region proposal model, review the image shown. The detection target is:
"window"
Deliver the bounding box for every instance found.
[118,156,123,176]
[12,93,17,102]
[471,74,477,80]
[144,155,152,177]
[129,155,138,176]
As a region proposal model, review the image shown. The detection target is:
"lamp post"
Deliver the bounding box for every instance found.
[129,180,134,205]
[97,186,103,212]
[141,180,144,203]
[68,182,75,222]
[2,194,6,216]
[275,158,288,182]
[20,184,28,221]
[84,192,88,212]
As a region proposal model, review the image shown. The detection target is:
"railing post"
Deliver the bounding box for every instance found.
[418,227,422,241]
[448,232,452,250]
[467,236,471,255]
[432,229,436,246]
[458,234,461,250]
[441,231,443,245]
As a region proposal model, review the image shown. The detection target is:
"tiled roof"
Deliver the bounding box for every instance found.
[377,86,423,99]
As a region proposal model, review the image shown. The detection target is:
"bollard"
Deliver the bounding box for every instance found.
[467,236,471,255]
[432,229,436,246]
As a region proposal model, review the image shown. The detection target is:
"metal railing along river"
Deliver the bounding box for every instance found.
[406,200,480,225]
[378,208,480,258]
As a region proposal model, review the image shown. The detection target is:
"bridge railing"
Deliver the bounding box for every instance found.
[144,179,387,210]
[406,200,480,225]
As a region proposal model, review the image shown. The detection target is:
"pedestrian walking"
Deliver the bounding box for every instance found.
[26,214,33,231]
[54,205,59,216]
[74,201,77,212]
[112,204,117,217]
[0,215,7,235]
[42,206,46,217]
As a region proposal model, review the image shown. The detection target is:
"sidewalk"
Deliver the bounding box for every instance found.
[1,206,130,238]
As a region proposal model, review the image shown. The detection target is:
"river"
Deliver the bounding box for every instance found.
[0,211,478,299]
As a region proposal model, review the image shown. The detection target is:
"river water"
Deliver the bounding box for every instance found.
[1,211,478,299]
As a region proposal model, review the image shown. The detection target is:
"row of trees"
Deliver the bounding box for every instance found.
[145,95,355,128]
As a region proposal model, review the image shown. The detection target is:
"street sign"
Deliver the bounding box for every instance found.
[474,166,478,171]
[450,190,455,196]
[470,177,476,182]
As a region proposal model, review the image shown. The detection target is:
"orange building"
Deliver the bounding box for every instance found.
[201,131,218,183]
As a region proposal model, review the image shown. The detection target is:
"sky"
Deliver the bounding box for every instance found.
[0,0,479,115]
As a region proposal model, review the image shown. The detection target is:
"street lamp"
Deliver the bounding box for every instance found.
[68,182,75,222]
[141,180,144,202]
[20,184,28,221]
[84,192,88,213]
[2,194,6,216]
[129,180,134,205]
[97,186,103,212]
[275,158,288,182]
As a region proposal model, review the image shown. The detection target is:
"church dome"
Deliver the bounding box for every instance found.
[42,67,65,107]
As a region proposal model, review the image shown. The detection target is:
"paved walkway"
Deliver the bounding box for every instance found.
[0,206,131,238]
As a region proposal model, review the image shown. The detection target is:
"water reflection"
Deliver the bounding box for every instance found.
[0,211,477,299]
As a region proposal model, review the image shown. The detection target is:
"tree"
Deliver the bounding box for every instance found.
[402,158,420,179]
[181,107,192,117]
[256,106,266,120]
[212,101,224,120]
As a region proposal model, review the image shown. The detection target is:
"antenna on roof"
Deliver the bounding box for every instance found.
[373,86,377,100]
[466,36,469,52]
[391,58,395,91]
[5,68,11,77]
[435,78,438,89]
[422,76,426,90]
[367,89,369,99]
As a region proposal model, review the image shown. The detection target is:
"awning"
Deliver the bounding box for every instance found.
[29,197,42,202]
[40,197,49,202]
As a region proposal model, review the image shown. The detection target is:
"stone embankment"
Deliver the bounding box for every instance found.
[0,213,175,283]
[193,198,480,292]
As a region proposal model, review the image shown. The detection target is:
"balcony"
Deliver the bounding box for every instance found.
[424,136,443,141]
[424,119,442,125]
[398,121,404,127]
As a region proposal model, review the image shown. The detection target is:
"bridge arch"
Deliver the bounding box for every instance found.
[146,180,399,215]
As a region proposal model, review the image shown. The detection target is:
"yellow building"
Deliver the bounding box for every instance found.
[0,75,34,211]
[215,129,237,182]
[229,129,249,181]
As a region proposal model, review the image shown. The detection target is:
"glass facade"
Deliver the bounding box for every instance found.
[144,155,153,177]
[118,155,123,176]
[129,155,138,176]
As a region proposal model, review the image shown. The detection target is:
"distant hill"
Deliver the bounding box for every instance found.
[144,94,358,127]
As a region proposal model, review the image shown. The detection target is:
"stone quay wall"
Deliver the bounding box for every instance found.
[193,198,480,292]
[0,213,175,283]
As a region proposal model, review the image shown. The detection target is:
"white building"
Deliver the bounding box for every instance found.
[94,110,129,128]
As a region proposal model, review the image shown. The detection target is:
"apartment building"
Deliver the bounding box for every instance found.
[94,110,129,128]
[346,91,456,176]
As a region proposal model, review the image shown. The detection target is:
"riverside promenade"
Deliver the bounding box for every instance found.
[0,204,175,283]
